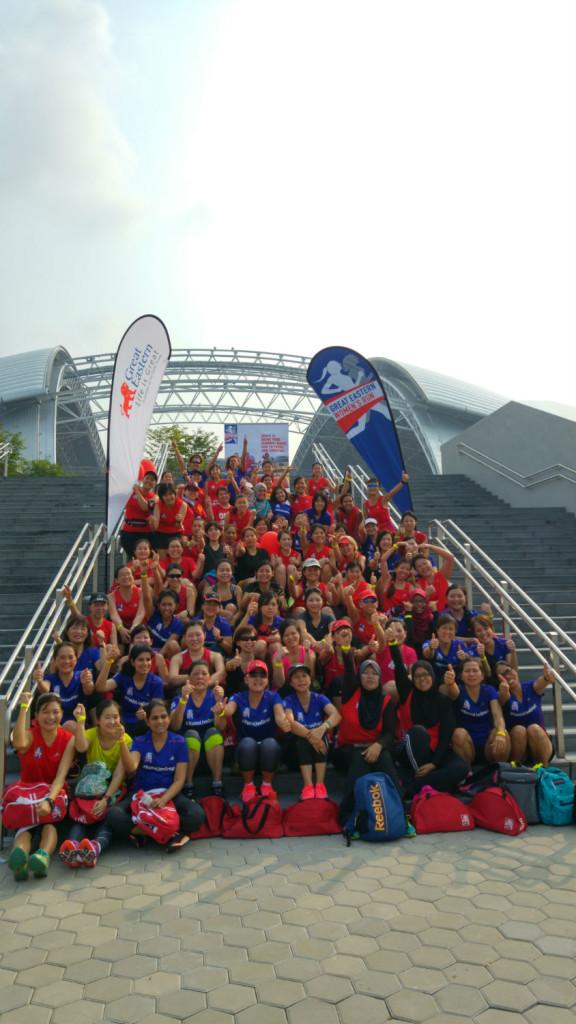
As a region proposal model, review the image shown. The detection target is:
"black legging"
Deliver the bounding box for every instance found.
[335,744,403,824]
[236,737,281,774]
[395,725,469,793]
[68,818,113,853]
[107,792,205,838]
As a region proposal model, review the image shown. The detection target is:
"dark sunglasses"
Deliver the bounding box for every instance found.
[167,574,183,579]
[247,670,267,678]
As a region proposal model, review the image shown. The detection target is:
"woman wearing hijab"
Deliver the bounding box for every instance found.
[384,624,468,796]
[334,652,403,822]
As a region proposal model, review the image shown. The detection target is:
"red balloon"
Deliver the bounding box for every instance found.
[139,458,157,479]
[259,531,280,556]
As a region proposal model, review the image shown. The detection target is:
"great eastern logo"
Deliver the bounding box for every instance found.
[120,382,137,418]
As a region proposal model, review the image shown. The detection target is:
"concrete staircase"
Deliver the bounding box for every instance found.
[407,474,576,755]
[0,474,106,685]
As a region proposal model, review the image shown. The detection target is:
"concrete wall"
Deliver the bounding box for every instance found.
[441,401,576,513]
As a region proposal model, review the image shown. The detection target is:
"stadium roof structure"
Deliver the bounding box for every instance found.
[0,346,508,473]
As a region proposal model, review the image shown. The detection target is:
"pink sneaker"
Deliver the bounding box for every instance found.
[314,783,328,799]
[260,782,277,800]
[59,839,80,868]
[301,784,315,801]
[78,838,100,868]
[240,782,257,803]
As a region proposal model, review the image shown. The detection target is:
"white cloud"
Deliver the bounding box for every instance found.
[0,0,145,232]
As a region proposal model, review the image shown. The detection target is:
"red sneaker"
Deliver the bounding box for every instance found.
[59,840,80,869]
[314,783,328,799]
[301,784,315,801]
[260,782,277,800]
[78,838,100,868]
[240,782,257,803]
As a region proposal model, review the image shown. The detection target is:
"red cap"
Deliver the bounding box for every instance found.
[331,619,353,632]
[246,660,269,675]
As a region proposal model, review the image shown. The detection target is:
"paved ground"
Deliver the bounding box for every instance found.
[1,819,576,1024]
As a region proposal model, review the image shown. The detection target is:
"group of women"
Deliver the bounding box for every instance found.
[4,450,554,878]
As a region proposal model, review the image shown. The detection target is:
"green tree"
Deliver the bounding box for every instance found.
[0,423,27,475]
[145,426,219,474]
[25,459,68,476]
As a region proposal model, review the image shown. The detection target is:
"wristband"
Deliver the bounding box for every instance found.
[66,600,73,607]
[481,656,487,662]
[404,614,412,619]
[141,573,149,579]
[388,639,398,646]
[179,698,187,705]
[496,730,506,737]
[107,796,115,806]
[20,703,30,710]
[218,709,226,717]
[46,797,54,808]
[77,715,86,722]
[106,659,115,665]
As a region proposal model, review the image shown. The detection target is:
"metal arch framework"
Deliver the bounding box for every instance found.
[57,349,321,439]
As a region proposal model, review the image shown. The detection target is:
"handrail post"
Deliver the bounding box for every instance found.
[549,632,566,760]
[24,645,35,672]
[500,581,510,638]
[464,544,473,608]
[0,696,7,849]
[53,587,64,632]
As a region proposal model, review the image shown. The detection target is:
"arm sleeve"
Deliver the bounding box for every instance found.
[389,642,412,704]
[341,650,358,705]
[432,698,455,766]
[377,699,397,751]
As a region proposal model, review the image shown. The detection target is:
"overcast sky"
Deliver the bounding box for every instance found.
[1,0,574,409]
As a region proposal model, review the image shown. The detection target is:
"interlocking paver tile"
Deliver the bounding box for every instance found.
[84,976,133,1003]
[181,1012,233,1024]
[208,984,256,1013]
[138,936,180,957]
[2,984,34,1011]
[287,997,337,1024]
[493,938,540,961]
[112,954,159,978]
[229,962,275,985]
[95,939,138,961]
[291,938,334,959]
[528,976,576,1007]
[387,989,440,1022]
[160,952,203,973]
[205,945,248,966]
[181,932,224,952]
[249,940,292,963]
[436,983,487,1015]
[157,989,206,1018]
[31,979,84,1007]
[483,980,537,1011]
[377,931,420,952]
[256,979,305,1007]
[65,959,111,983]
[104,994,156,1022]
[0,949,46,971]
[531,954,576,978]
[307,974,355,1002]
[535,935,576,957]
[16,964,63,988]
[45,943,94,966]
[275,957,322,981]
[1,1007,52,1024]
[221,926,265,947]
[408,947,455,970]
[334,935,379,956]
[487,957,536,983]
[399,966,446,994]
[470,1011,527,1024]
[52,998,105,1022]
[526,1007,576,1024]
[353,969,401,998]
[181,967,228,992]
[134,971,182,997]
[365,949,412,973]
[30,931,76,951]
[321,954,367,978]
[339,993,393,1023]
[308,922,349,941]
[451,941,497,965]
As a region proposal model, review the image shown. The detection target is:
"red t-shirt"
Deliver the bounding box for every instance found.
[308,477,329,497]
[123,491,155,533]
[291,495,312,523]
[86,616,114,647]
[160,555,197,581]
[19,724,72,784]
[376,643,418,684]
[211,502,232,528]
[363,496,395,533]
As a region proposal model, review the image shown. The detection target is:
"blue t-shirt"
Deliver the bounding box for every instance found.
[469,636,509,662]
[503,681,545,731]
[170,691,217,737]
[231,690,283,741]
[455,684,499,744]
[147,611,185,650]
[271,501,292,521]
[247,615,284,636]
[130,731,189,792]
[305,508,332,527]
[113,671,165,726]
[75,647,100,673]
[45,671,84,722]
[444,609,478,639]
[284,691,330,729]
[195,615,232,651]
[422,639,468,680]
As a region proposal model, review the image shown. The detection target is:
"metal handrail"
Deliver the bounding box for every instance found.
[429,517,576,759]
[455,443,576,487]
[311,442,401,527]
[0,441,12,477]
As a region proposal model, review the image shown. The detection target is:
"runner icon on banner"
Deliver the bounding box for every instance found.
[307,347,413,513]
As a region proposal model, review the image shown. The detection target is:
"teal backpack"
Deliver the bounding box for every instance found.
[536,766,575,825]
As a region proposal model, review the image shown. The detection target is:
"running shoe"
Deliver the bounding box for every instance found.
[314,783,328,799]
[211,781,225,798]
[78,838,100,868]
[8,846,29,881]
[405,817,416,838]
[29,850,50,877]
[260,782,277,800]
[301,784,315,801]
[59,839,81,869]
[240,782,257,803]
[165,831,190,854]
[182,783,195,800]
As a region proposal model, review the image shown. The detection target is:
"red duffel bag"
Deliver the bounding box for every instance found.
[131,790,180,844]
[1,782,68,829]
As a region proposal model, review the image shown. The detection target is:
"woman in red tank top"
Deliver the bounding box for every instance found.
[5,692,75,880]
[108,566,144,647]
